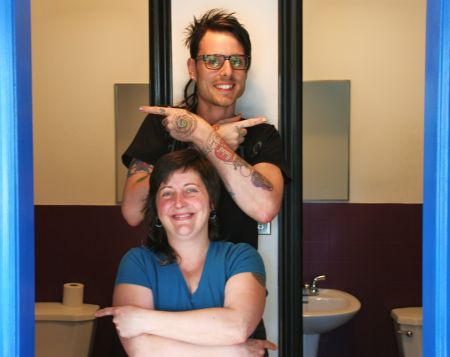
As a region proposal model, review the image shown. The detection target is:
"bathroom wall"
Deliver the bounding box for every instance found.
[31,0,149,204]
[303,203,422,357]
[34,205,143,356]
[304,0,425,204]
[34,203,422,357]
[32,1,425,205]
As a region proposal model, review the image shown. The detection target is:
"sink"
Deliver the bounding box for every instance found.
[303,288,361,334]
[303,289,361,357]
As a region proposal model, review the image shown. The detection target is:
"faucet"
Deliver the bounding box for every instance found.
[303,275,326,296]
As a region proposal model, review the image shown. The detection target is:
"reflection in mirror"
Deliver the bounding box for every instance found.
[303,0,424,356]
[303,80,350,201]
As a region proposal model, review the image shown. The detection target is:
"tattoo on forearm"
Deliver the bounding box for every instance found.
[231,156,252,177]
[204,132,273,191]
[128,159,154,179]
[174,114,197,137]
[251,171,273,191]
[204,131,219,155]
[252,272,266,288]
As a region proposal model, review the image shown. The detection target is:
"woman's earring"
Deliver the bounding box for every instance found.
[209,210,217,221]
[155,218,162,228]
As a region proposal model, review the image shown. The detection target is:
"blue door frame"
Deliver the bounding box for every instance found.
[0,0,448,356]
[423,0,450,355]
[0,0,35,356]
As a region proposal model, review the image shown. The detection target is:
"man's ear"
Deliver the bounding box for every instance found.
[187,58,197,81]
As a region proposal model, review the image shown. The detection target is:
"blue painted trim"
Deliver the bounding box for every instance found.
[0,0,35,356]
[423,0,450,356]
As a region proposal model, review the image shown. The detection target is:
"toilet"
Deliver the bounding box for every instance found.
[391,307,422,357]
[35,301,99,357]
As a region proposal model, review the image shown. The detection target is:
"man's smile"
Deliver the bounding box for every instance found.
[214,83,234,91]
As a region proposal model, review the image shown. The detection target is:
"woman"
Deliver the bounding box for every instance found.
[96,148,276,356]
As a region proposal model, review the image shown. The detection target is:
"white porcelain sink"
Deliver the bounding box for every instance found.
[303,288,361,334]
[303,289,361,357]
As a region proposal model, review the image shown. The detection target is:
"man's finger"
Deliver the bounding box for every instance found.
[216,114,242,124]
[239,117,267,128]
[239,127,248,137]
[94,307,115,318]
[139,106,172,116]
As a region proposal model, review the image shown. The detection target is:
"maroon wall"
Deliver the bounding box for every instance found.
[35,205,146,357]
[304,203,422,357]
[35,203,422,356]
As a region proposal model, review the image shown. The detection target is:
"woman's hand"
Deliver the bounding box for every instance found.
[95,306,151,339]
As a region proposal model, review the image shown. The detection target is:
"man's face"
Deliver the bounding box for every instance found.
[188,30,248,113]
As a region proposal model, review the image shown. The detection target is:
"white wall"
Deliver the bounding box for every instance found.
[31,0,148,204]
[171,1,279,353]
[303,0,426,203]
[32,0,426,206]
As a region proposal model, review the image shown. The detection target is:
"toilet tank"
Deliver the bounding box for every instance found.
[35,302,99,357]
[391,307,422,357]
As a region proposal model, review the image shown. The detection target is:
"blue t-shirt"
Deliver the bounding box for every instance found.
[115,241,266,311]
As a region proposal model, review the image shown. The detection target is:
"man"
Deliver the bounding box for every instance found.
[121,9,288,249]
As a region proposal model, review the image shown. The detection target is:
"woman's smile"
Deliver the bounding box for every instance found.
[156,169,211,239]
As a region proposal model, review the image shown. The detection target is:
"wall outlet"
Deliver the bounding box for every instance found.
[257,222,271,235]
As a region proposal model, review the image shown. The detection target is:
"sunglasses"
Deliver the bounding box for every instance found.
[195,54,250,70]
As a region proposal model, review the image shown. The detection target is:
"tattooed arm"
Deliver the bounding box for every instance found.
[121,158,153,226]
[201,129,284,223]
[139,106,284,223]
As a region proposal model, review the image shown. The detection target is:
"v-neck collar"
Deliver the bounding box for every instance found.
[176,242,213,297]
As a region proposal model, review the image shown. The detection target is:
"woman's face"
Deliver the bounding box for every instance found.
[156,169,211,240]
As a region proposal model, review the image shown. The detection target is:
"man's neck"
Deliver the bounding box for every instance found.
[197,102,237,124]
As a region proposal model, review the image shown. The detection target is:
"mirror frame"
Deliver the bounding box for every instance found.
[148,1,302,355]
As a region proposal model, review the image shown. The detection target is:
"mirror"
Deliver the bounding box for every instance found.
[303,80,350,201]
[114,84,149,203]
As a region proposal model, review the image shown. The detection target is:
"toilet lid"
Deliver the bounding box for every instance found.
[35,302,99,321]
[391,307,422,326]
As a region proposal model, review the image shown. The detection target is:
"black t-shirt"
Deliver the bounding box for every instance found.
[123,113,289,249]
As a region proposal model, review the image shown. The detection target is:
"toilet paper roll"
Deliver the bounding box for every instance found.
[62,282,84,307]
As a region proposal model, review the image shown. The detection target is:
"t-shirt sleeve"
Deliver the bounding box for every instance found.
[115,248,154,290]
[121,113,168,168]
[225,243,266,279]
